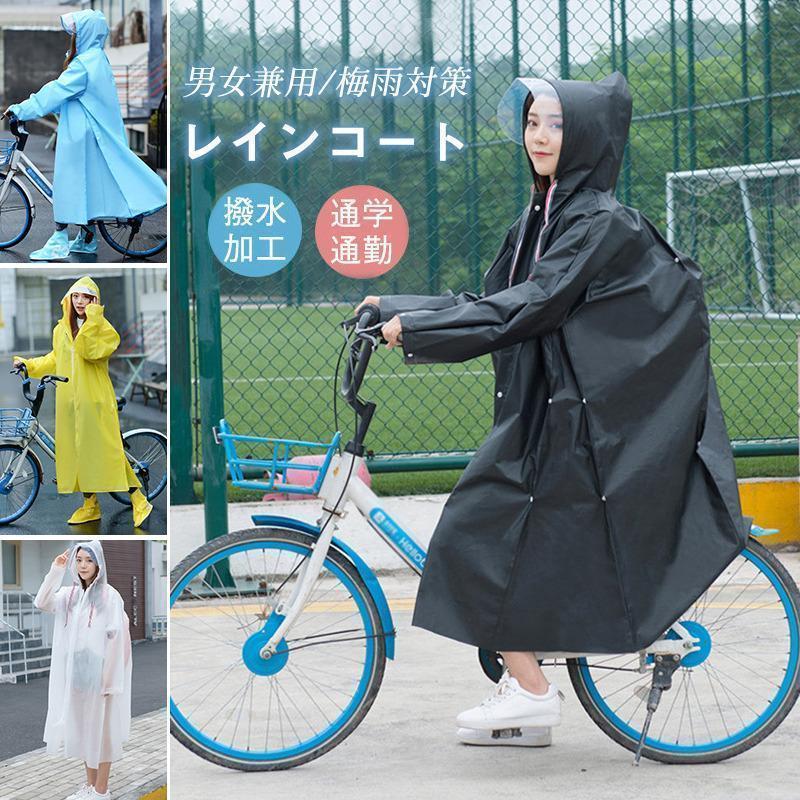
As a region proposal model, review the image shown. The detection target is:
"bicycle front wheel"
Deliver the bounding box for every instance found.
[0,176,32,249]
[568,538,800,763]
[170,526,387,771]
[110,429,167,505]
[0,444,41,524]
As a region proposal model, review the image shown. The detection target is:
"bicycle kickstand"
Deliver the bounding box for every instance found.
[633,654,682,766]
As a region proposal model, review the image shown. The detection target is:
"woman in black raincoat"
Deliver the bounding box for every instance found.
[357,71,747,743]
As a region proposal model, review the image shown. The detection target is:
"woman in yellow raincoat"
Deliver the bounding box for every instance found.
[12,276,153,527]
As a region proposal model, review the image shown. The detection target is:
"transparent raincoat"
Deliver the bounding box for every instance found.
[34,540,132,768]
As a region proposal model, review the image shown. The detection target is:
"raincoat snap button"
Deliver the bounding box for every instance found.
[674,257,679,263]
[497,391,503,398]
[529,496,534,503]
[581,397,587,404]
[534,205,541,211]
[407,353,413,357]
[601,495,607,502]
[547,397,553,404]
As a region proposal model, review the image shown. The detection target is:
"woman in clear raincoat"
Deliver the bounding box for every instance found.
[34,541,132,800]
[4,9,166,262]
[12,275,154,527]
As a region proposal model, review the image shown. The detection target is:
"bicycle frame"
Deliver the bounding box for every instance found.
[0,146,53,206]
[256,448,701,664]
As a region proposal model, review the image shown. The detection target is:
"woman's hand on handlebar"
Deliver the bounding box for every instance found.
[382,315,403,349]
[11,358,25,369]
[355,295,380,315]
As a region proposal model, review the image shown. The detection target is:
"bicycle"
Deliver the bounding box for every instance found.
[0,364,168,524]
[170,304,800,771]
[0,113,166,259]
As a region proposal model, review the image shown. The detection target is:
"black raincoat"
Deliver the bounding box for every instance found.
[378,71,748,653]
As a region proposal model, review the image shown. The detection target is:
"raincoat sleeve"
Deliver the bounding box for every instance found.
[73,304,120,362]
[397,208,628,363]
[34,563,67,613]
[101,593,130,696]
[378,220,520,322]
[7,59,89,122]
[13,350,57,379]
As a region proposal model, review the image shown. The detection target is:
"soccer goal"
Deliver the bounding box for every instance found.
[666,158,800,320]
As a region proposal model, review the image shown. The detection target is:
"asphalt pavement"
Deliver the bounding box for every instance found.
[0,132,166,264]
[0,364,166,535]
[0,639,167,761]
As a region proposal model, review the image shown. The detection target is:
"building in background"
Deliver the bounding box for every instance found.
[0,539,167,684]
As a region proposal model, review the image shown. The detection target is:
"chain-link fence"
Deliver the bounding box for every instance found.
[170,0,800,506]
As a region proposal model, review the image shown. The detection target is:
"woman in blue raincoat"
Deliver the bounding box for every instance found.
[4,9,166,261]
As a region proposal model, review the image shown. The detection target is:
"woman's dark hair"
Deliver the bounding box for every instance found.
[69,298,80,339]
[523,91,554,193]
[63,32,77,72]
[76,547,98,590]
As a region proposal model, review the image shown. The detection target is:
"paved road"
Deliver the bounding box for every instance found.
[0,132,166,264]
[0,639,167,761]
[0,366,166,535]
[169,555,800,799]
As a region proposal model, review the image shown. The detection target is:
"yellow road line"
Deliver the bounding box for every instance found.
[139,788,167,800]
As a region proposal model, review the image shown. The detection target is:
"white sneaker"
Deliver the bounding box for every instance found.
[456,672,563,730]
[87,790,110,799]
[457,726,552,747]
[64,785,93,800]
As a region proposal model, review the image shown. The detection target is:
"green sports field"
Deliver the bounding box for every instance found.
[207,304,798,460]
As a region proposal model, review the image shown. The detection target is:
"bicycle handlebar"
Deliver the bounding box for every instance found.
[340,303,383,402]
[10,364,69,413]
[4,111,28,151]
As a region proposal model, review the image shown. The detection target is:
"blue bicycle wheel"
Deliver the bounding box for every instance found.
[0,177,32,249]
[568,539,800,763]
[170,526,387,770]
[0,444,41,524]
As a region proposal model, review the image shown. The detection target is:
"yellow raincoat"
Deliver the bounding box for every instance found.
[15,277,140,493]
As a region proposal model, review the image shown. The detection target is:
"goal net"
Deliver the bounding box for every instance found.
[666,158,800,320]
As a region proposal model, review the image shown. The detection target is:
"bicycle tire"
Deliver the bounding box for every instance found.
[0,175,33,249]
[170,526,387,771]
[97,214,166,258]
[0,444,42,524]
[567,538,800,764]
[109,429,167,505]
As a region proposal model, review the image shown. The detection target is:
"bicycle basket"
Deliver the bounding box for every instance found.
[0,138,17,167]
[215,418,341,496]
[0,408,33,438]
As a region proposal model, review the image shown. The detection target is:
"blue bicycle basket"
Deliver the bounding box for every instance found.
[0,138,17,167]
[0,408,33,438]
[215,418,340,495]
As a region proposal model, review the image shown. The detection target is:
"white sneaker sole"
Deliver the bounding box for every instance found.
[457,726,552,747]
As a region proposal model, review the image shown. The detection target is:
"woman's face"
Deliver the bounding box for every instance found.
[524,93,563,180]
[75,549,99,584]
[71,292,96,317]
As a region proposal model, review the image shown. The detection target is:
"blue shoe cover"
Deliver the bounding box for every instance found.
[30,229,70,262]
[69,227,98,254]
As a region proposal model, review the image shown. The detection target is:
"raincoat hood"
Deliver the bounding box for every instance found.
[61,275,101,326]
[60,10,109,54]
[65,539,108,625]
[497,71,632,195]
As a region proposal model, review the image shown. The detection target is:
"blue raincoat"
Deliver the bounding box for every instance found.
[7,10,166,225]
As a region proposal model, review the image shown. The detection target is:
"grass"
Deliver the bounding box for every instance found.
[211,305,798,460]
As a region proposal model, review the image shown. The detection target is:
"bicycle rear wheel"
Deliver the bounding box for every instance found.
[170,526,387,770]
[568,538,800,763]
[98,210,166,258]
[109,429,167,505]
[0,444,41,524]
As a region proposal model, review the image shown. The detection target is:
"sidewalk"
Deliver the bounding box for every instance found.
[0,708,167,800]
